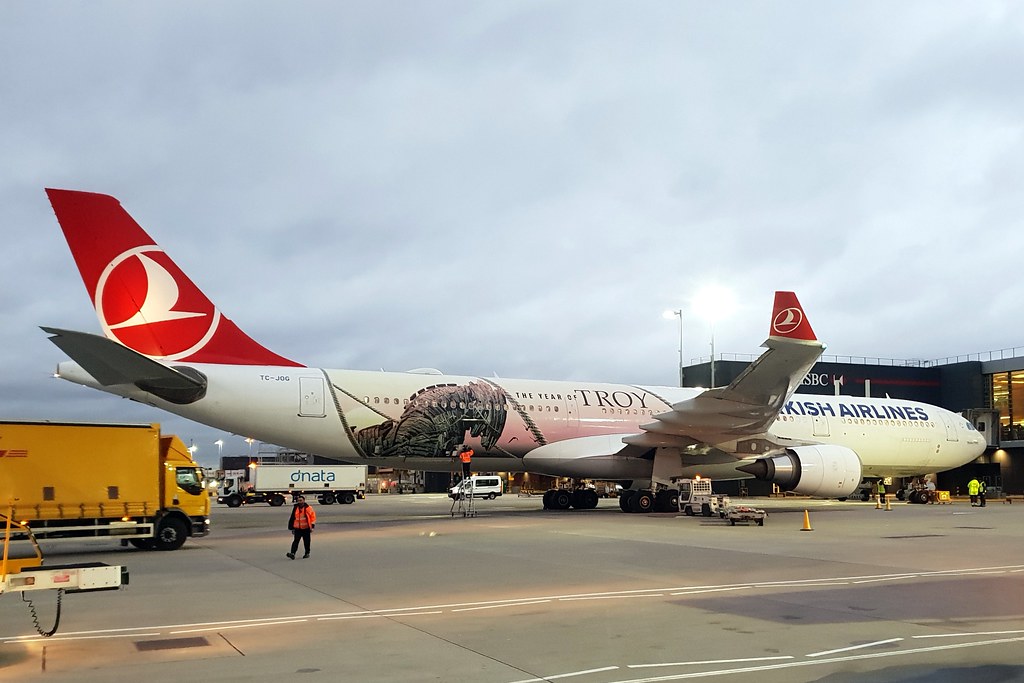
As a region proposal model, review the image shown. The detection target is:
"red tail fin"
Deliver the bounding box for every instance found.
[769,291,817,342]
[46,189,302,367]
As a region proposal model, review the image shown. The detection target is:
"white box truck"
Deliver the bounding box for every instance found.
[217,464,367,507]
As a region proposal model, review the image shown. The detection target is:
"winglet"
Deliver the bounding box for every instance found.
[769,291,817,342]
[46,189,302,367]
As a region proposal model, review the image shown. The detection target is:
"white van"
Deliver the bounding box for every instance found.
[448,476,503,500]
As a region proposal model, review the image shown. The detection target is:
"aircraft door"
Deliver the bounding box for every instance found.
[299,376,327,418]
[563,393,581,437]
[813,415,830,437]
[939,411,959,442]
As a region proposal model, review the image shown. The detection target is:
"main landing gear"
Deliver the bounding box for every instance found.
[542,487,599,510]
[618,488,679,513]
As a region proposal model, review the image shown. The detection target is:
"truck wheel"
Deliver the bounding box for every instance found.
[340,492,356,505]
[701,503,712,517]
[683,505,695,516]
[129,538,155,550]
[268,494,286,507]
[155,518,188,551]
[487,492,497,500]
[226,494,242,508]
[321,492,336,505]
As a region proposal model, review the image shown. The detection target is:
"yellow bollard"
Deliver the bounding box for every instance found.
[800,509,814,531]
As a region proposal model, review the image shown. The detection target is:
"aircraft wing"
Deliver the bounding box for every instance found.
[42,327,207,404]
[626,292,823,450]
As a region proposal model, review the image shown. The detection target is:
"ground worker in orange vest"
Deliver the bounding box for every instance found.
[459,444,474,479]
[287,495,317,559]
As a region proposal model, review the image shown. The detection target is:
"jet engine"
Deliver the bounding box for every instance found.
[738,445,862,498]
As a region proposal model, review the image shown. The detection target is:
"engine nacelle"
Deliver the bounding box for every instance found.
[738,445,862,498]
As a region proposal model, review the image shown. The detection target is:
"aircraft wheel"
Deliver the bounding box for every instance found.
[571,489,598,510]
[543,490,556,509]
[654,490,678,512]
[619,490,636,512]
[552,490,572,510]
[629,490,655,513]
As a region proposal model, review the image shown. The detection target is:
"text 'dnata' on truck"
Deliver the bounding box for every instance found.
[0,421,210,551]
[217,464,367,507]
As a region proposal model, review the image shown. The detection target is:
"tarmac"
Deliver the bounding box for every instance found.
[2,493,1024,682]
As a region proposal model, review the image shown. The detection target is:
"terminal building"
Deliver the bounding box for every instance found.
[685,347,1024,497]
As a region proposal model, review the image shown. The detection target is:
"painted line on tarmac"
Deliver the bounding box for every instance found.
[510,635,1024,683]
[1,632,162,644]
[627,657,794,669]
[5,563,1023,644]
[452,600,552,612]
[508,665,620,682]
[806,637,904,657]
[317,611,444,621]
[669,586,752,596]
[171,619,310,634]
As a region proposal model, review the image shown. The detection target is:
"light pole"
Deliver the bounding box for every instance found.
[214,439,224,465]
[710,321,716,389]
[663,309,684,387]
[693,285,734,390]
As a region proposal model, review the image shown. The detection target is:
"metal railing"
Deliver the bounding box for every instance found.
[695,347,1024,369]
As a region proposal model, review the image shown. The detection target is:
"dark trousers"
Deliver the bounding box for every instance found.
[290,528,311,555]
[462,462,471,477]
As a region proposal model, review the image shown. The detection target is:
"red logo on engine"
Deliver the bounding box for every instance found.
[95,246,221,359]
[772,307,804,335]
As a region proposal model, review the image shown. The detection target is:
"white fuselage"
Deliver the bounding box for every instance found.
[57,361,985,480]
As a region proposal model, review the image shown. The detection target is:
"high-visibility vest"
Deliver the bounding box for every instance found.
[459,449,473,464]
[968,480,980,495]
[292,505,316,530]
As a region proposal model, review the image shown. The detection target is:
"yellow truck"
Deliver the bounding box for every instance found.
[0,421,210,551]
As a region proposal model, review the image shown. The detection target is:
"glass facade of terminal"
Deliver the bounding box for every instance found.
[991,370,1024,442]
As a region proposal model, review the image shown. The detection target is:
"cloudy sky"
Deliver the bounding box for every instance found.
[3,2,1023,466]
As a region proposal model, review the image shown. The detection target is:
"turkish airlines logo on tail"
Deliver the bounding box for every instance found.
[96,246,221,359]
[772,307,804,336]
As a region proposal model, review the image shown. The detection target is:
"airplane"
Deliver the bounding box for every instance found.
[41,189,986,512]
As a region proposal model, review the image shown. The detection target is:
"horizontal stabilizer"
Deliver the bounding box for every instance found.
[42,327,206,404]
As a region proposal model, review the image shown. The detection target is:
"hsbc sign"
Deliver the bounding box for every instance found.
[802,372,843,387]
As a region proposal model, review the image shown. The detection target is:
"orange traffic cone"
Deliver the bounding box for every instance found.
[800,509,813,531]
[884,495,892,512]
[875,496,882,509]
